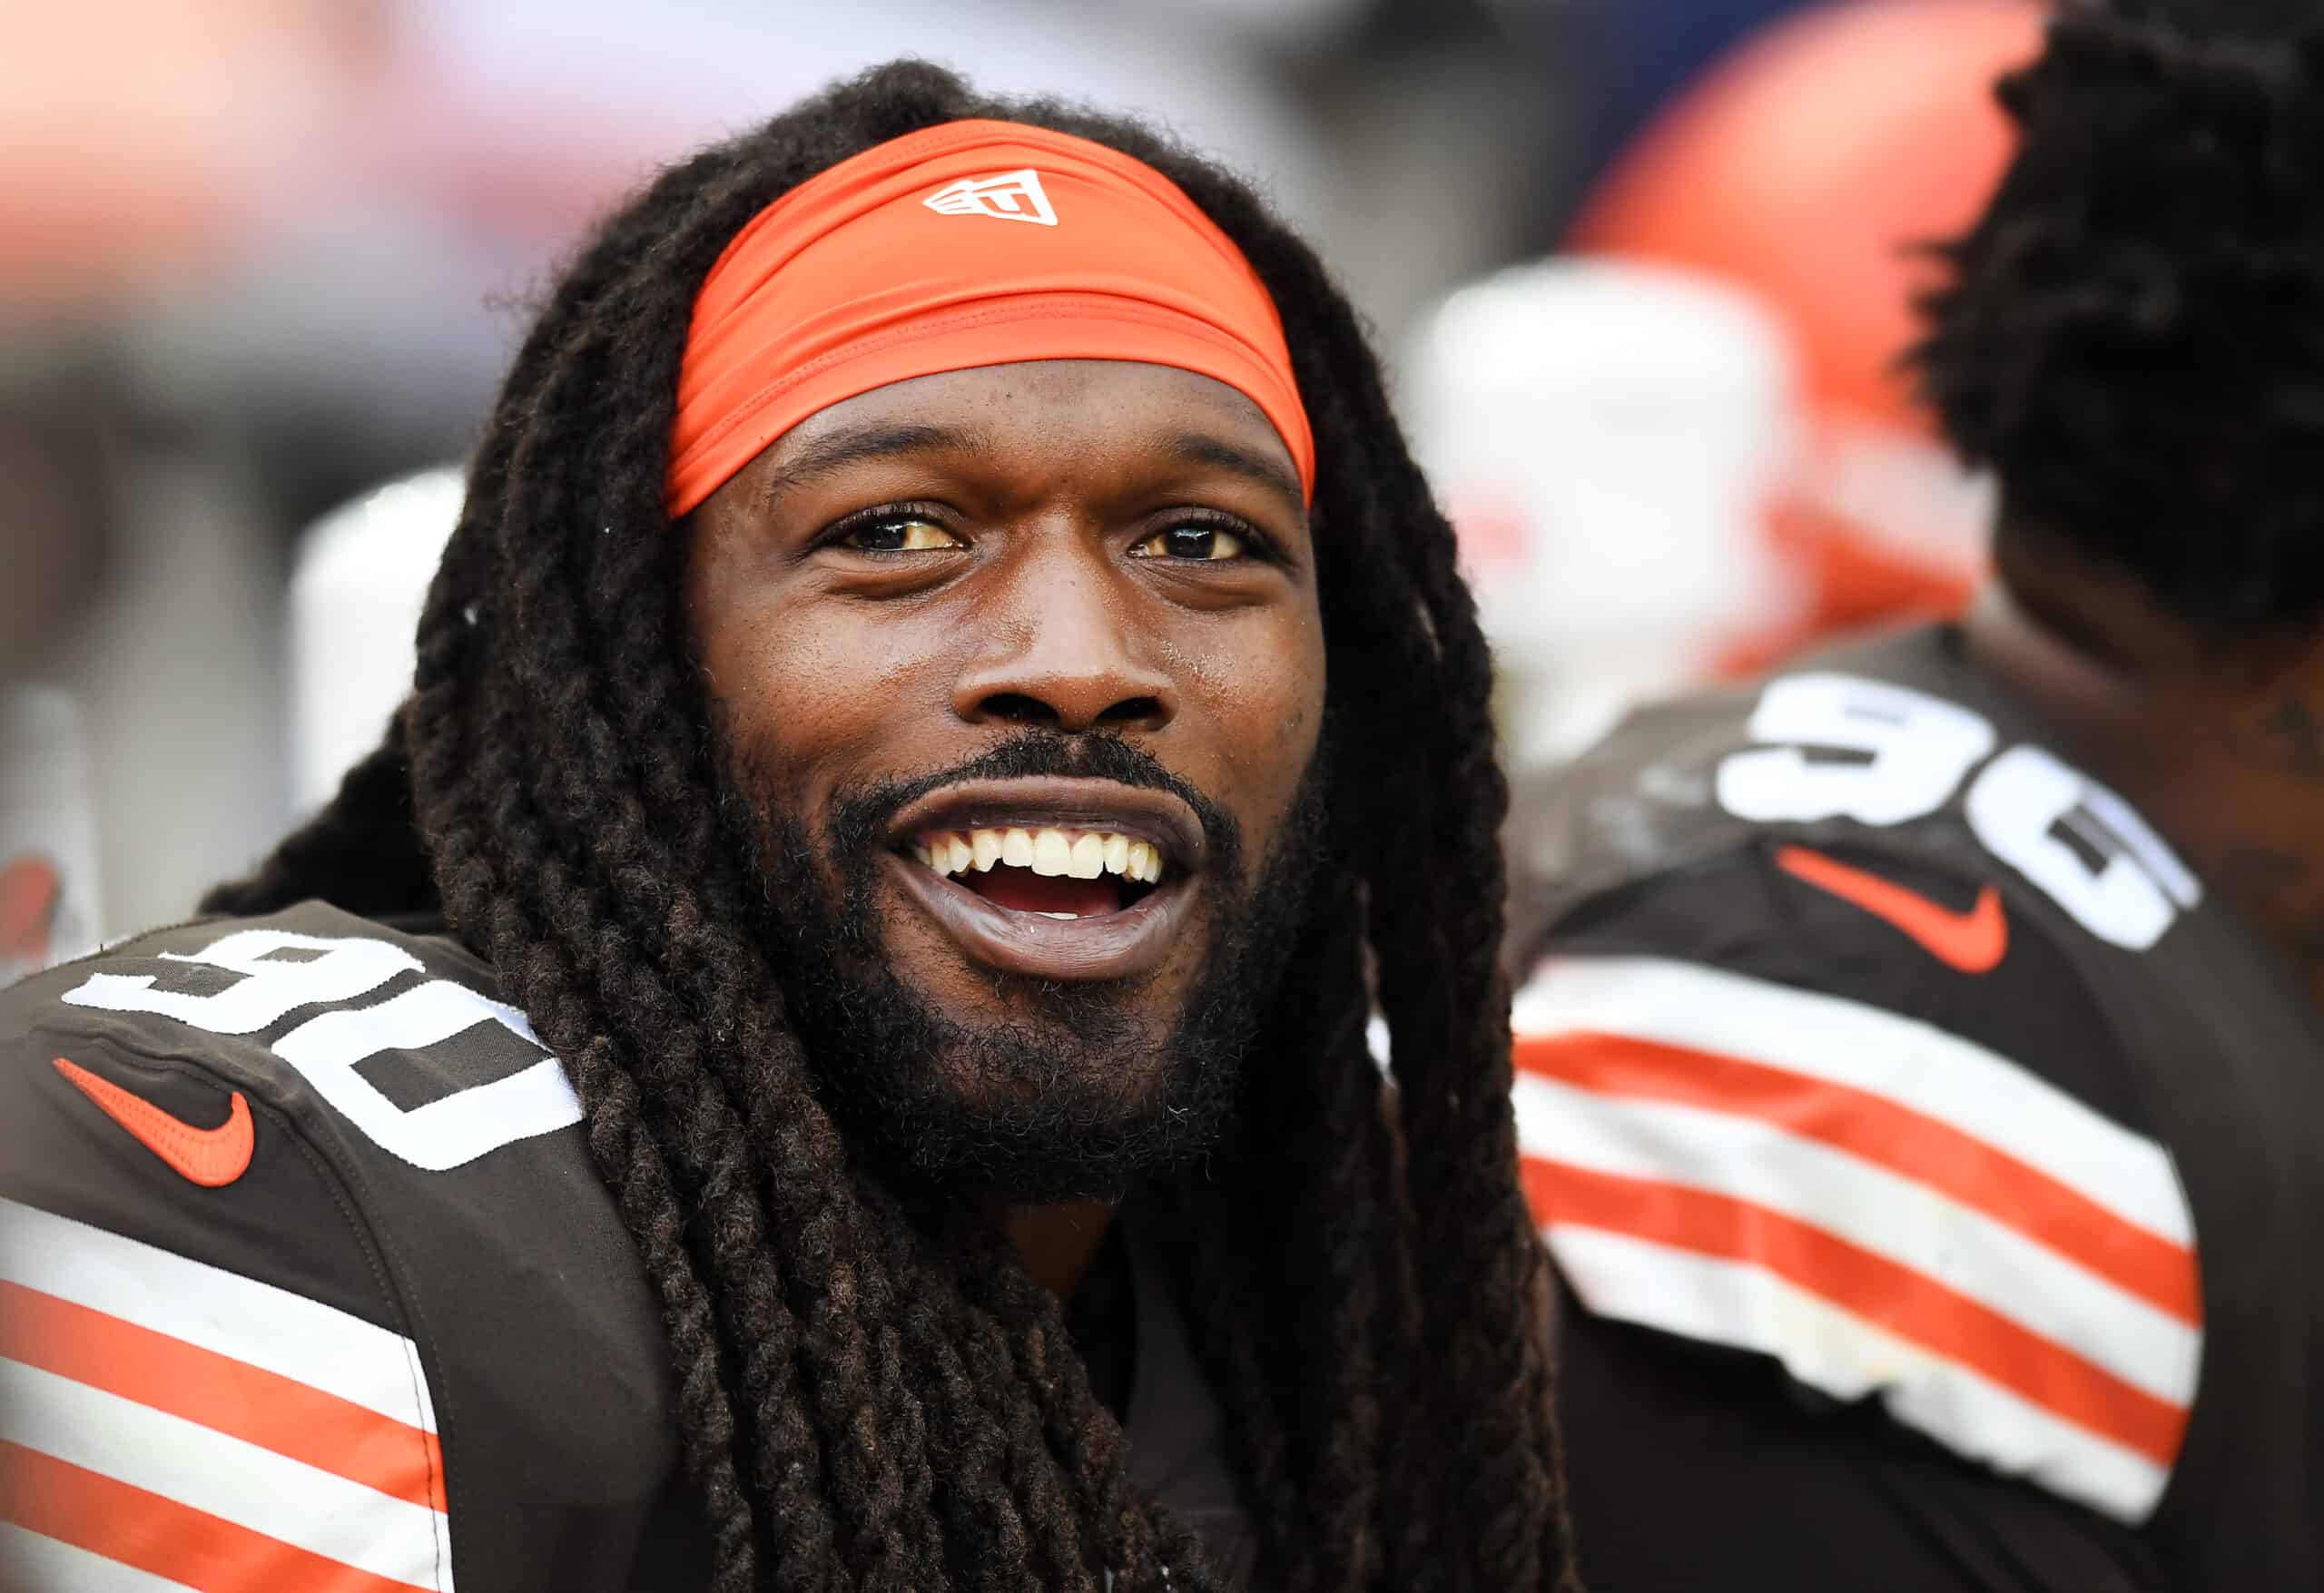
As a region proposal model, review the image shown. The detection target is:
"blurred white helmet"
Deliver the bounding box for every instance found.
[287,467,463,812]
[0,686,103,978]
[1402,257,1811,767]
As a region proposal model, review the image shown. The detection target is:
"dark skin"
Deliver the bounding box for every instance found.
[684,359,1324,1299]
[1963,530,2324,1009]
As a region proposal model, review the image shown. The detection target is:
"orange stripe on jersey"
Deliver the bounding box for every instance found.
[1515,1032,2201,1328]
[0,1441,440,1593]
[1525,1160,2190,1465]
[0,1280,448,1513]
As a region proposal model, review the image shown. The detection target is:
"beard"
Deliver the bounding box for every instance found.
[715,728,1326,1204]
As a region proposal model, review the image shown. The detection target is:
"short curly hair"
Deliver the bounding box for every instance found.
[1912,0,2324,636]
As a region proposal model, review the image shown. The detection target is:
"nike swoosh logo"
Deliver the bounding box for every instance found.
[1775,845,2008,975]
[54,1057,254,1186]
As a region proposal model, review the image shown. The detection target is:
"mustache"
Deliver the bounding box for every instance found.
[823,730,1246,880]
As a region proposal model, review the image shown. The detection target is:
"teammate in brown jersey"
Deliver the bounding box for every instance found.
[1507,4,2324,1588]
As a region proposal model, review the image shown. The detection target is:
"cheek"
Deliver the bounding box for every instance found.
[694,587,946,805]
[1173,608,1327,828]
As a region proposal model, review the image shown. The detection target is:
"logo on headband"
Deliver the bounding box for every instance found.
[921,169,1059,227]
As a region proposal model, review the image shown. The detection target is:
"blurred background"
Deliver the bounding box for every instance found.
[0,0,2044,971]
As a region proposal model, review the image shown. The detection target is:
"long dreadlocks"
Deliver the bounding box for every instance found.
[208,60,1576,1593]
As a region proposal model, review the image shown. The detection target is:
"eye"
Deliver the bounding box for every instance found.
[840,516,965,554]
[1129,524,1249,562]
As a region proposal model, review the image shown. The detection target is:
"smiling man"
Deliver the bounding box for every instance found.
[0,64,1571,1593]
[690,359,1331,1212]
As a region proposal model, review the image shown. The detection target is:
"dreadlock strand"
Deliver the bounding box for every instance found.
[535,162,967,1583]
[406,713,765,1588]
[961,1245,1138,1586]
[1321,378,1554,1591]
[418,301,845,1593]
[950,1221,1193,1592]
[463,357,912,1588]
[1263,875,1391,1593]
[418,762,783,1587]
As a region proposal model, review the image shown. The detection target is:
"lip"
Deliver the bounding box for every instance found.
[886,851,1195,981]
[885,777,1206,873]
[881,777,1207,982]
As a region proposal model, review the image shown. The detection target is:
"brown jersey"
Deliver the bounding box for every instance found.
[0,901,1258,1591]
[1507,624,2323,1591]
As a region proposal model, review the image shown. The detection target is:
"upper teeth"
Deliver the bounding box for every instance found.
[912,827,1164,883]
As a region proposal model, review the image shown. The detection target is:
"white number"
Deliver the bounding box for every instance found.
[1719,674,2201,949]
[65,929,417,1033]
[1965,747,2201,952]
[1717,674,1996,826]
[64,931,583,1170]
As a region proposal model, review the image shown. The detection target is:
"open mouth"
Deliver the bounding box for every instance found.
[881,779,1206,982]
[910,825,1169,920]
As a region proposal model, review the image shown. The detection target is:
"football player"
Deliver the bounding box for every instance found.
[0,64,1571,1593]
[1507,4,2324,1588]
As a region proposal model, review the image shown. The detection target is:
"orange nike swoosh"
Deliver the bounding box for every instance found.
[1775,845,2008,975]
[53,1057,254,1186]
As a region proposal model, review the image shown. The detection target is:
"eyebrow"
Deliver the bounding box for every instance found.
[749,417,1306,519]
[1167,431,1305,518]
[753,421,986,506]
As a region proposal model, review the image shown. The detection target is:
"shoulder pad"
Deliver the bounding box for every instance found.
[5,901,580,1174]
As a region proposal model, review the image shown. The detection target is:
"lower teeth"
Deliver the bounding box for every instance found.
[1037,911,1078,920]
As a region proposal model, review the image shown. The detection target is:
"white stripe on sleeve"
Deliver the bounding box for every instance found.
[0,1196,435,1434]
[1513,957,2193,1245]
[0,1359,448,1590]
[1550,1224,2171,1522]
[0,1523,205,1593]
[1513,1073,2201,1408]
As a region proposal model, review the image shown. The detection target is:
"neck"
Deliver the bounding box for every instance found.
[993,1195,1118,1301]
[1962,577,2324,1010]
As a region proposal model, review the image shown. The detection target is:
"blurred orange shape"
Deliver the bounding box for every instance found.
[0,0,375,308]
[1573,0,2043,433]
[0,852,62,965]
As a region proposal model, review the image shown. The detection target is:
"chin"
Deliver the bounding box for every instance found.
[801,975,1247,1202]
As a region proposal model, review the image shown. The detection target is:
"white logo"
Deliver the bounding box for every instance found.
[922,169,1058,226]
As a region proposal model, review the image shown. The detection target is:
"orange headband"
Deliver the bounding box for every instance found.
[665,119,1314,518]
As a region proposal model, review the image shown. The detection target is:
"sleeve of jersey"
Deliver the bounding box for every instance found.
[1512,841,2202,1530]
[0,1026,455,1593]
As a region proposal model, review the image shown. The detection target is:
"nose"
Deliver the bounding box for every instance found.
[951,545,1177,734]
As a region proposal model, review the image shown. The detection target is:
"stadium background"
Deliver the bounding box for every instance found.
[1,0,2040,973]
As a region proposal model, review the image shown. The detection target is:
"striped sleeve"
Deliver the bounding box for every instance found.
[0,1195,453,1593]
[1513,904,2202,1525]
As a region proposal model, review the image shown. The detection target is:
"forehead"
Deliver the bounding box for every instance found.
[759,359,1301,489]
